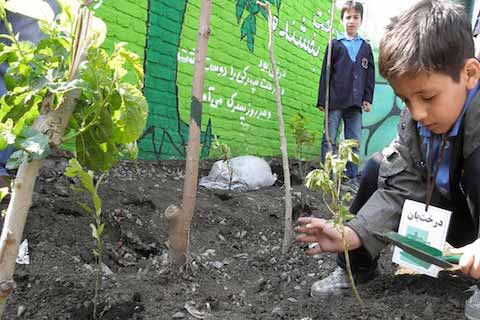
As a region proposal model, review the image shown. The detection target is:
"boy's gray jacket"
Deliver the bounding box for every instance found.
[348,90,480,258]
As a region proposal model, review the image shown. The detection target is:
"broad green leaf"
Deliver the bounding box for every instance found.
[19,127,50,160]
[46,79,88,93]
[116,43,144,82]
[6,150,25,169]
[111,83,148,144]
[80,49,112,92]
[76,129,119,171]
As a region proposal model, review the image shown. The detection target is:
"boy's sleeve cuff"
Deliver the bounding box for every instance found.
[347,217,385,259]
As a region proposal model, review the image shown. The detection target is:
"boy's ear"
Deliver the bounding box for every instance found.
[463,58,480,90]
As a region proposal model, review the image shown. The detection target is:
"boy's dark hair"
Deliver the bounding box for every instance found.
[341,1,363,20]
[379,0,474,82]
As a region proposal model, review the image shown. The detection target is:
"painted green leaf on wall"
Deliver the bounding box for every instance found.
[236,0,280,52]
[240,14,256,52]
[236,0,246,22]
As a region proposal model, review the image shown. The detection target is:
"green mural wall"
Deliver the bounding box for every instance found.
[97,0,408,162]
[174,1,341,159]
[137,0,212,159]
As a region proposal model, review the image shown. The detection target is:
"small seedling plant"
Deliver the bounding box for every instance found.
[210,135,233,190]
[305,139,363,304]
[65,158,105,318]
[290,112,318,208]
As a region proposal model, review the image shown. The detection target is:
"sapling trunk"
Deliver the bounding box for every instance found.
[0,7,93,316]
[308,140,363,304]
[323,0,362,304]
[168,0,212,268]
[298,153,306,209]
[341,229,362,304]
[258,2,293,254]
[324,0,337,154]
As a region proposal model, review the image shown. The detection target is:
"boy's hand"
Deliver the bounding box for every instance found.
[295,217,362,255]
[317,104,325,112]
[459,239,480,279]
[362,101,371,112]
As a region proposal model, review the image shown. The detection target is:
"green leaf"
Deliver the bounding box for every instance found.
[0,119,15,150]
[6,150,26,170]
[64,158,96,196]
[240,14,257,52]
[236,0,246,23]
[240,16,249,40]
[4,73,15,92]
[76,129,119,171]
[116,43,144,82]
[46,79,88,93]
[246,0,259,14]
[259,6,268,21]
[97,223,105,236]
[78,201,93,214]
[18,127,50,160]
[90,223,99,241]
[111,83,148,144]
[247,32,255,52]
[0,187,9,203]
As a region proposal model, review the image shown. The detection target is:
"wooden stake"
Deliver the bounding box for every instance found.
[168,0,212,268]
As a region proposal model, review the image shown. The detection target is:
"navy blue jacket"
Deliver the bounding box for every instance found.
[317,39,375,110]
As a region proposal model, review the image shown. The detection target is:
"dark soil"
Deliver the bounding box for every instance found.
[1,158,475,320]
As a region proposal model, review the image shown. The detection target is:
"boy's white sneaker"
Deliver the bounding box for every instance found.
[465,286,480,320]
[311,267,352,297]
[311,265,379,297]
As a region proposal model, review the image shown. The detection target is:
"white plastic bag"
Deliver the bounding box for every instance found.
[199,156,277,191]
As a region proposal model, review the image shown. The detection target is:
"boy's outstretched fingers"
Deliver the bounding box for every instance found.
[295,217,327,234]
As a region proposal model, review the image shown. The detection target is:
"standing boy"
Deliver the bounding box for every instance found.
[317,1,375,187]
[298,1,480,319]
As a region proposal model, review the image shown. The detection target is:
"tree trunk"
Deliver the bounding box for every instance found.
[0,8,93,316]
[260,2,293,254]
[168,0,212,267]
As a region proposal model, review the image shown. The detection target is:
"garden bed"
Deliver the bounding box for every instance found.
[2,158,474,319]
